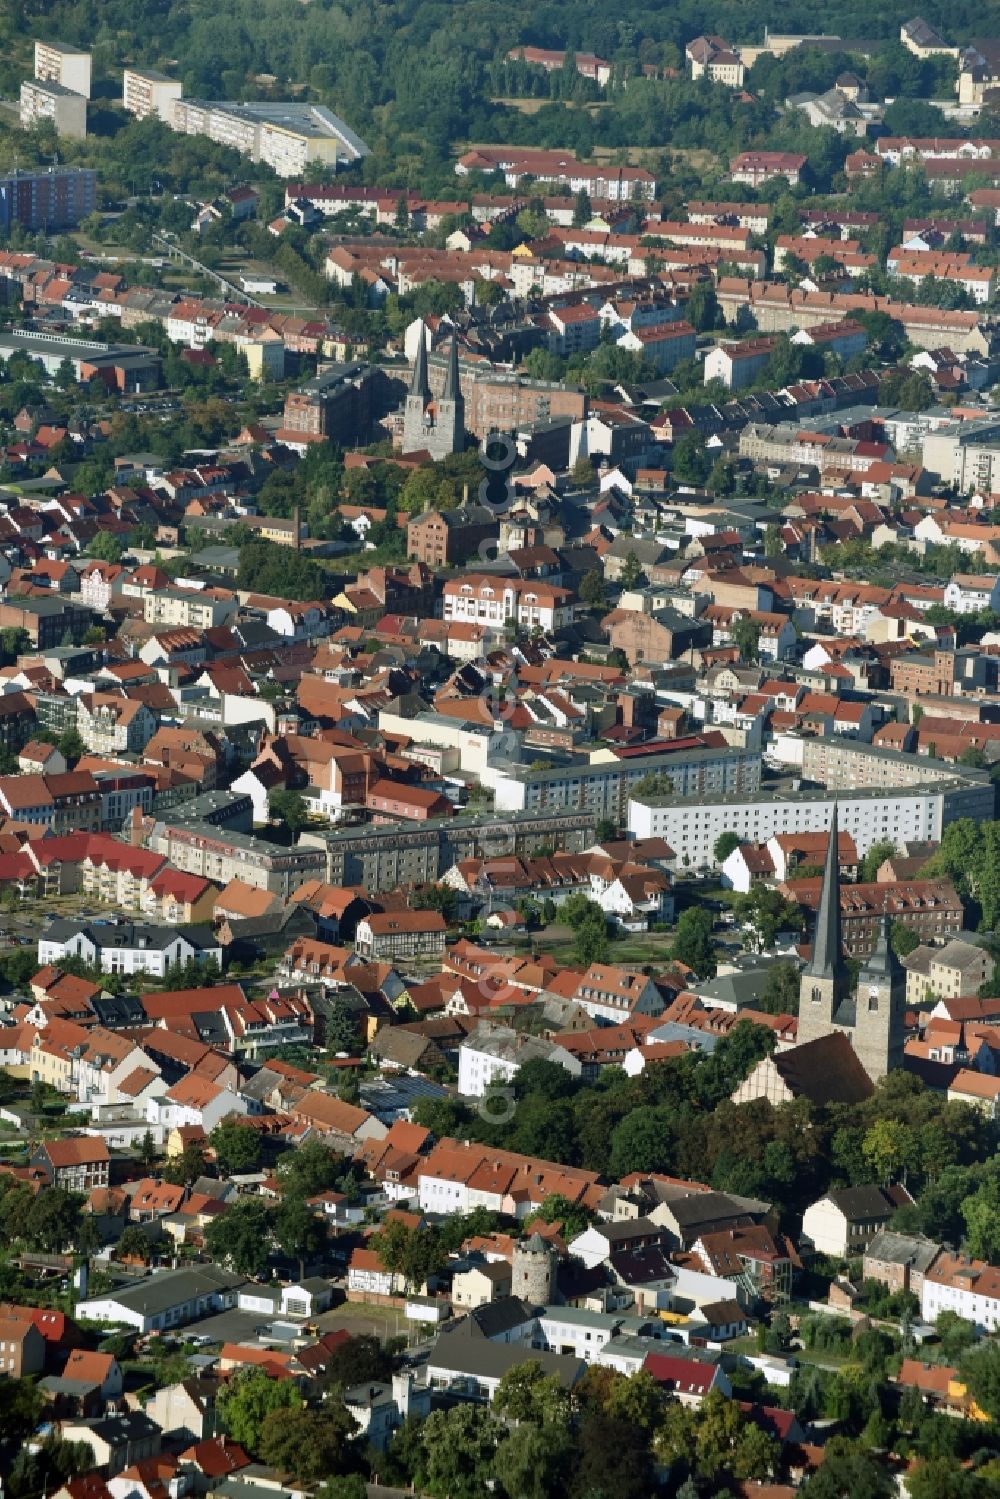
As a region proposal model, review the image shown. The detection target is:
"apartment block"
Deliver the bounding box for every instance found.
[0,166,96,230]
[20,78,87,139]
[157,820,326,900]
[34,39,92,98]
[172,100,368,177]
[799,736,987,791]
[629,778,994,871]
[123,67,183,123]
[493,745,761,819]
[143,588,237,630]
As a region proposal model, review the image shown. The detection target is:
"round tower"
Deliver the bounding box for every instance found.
[512,1230,556,1306]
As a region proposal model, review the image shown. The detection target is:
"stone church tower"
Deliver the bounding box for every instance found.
[797,805,905,1082]
[401,322,464,459]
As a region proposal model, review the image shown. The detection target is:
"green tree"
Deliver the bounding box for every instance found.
[419,1405,501,1499]
[210,1118,262,1174]
[672,907,716,976]
[672,430,710,485]
[22,1188,82,1251]
[325,1335,394,1393]
[733,886,803,953]
[273,1193,327,1278]
[620,551,643,588]
[579,569,607,611]
[686,281,719,333]
[859,840,897,884]
[862,1118,915,1185]
[960,1340,1000,1423]
[494,1361,572,1427]
[324,1000,360,1055]
[204,1197,273,1278]
[315,1479,367,1499]
[219,1369,302,1455]
[0,627,29,664]
[891,920,919,957]
[57,728,86,766]
[162,1141,207,1187]
[115,1224,151,1262]
[259,1403,358,1483]
[495,1423,572,1499]
[731,615,762,665]
[570,456,596,487]
[572,188,592,227]
[268,789,309,836]
[713,831,741,865]
[575,1412,654,1499]
[88,530,124,563]
[802,1438,894,1497]
[0,1376,42,1443]
[758,959,801,1016]
[632,771,674,799]
[278,1139,345,1197]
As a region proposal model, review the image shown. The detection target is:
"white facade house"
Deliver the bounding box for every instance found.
[921,1253,1000,1333]
[457,1031,581,1098]
[943,574,1000,614]
[146,1079,248,1134]
[441,575,573,633]
[801,1187,898,1258]
[37,921,222,979]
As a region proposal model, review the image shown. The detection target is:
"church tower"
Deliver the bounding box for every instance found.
[797,804,849,1046]
[853,913,906,1081]
[402,319,432,456]
[433,332,465,459]
[796,806,905,1081]
[401,325,465,460]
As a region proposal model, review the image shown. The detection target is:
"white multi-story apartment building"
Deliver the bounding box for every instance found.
[122,67,183,123]
[34,39,91,98]
[629,778,994,870]
[20,78,87,139]
[171,101,368,177]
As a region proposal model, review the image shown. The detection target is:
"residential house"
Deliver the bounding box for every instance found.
[801,1185,910,1258]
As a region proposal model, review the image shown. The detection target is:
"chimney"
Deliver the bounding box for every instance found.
[292,504,301,552]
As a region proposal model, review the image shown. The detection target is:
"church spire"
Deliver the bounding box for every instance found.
[442,331,459,402]
[409,321,430,400]
[808,803,842,979]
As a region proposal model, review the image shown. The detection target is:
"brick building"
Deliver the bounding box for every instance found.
[425,350,587,440]
[407,505,498,566]
[782,876,964,956]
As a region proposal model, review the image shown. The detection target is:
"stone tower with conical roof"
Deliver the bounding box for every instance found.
[797,804,850,1047]
[512,1230,557,1306]
[401,324,465,460]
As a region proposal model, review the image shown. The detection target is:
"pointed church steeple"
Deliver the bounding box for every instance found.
[807,803,842,979]
[409,321,430,401]
[443,331,459,401]
[859,911,904,985]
